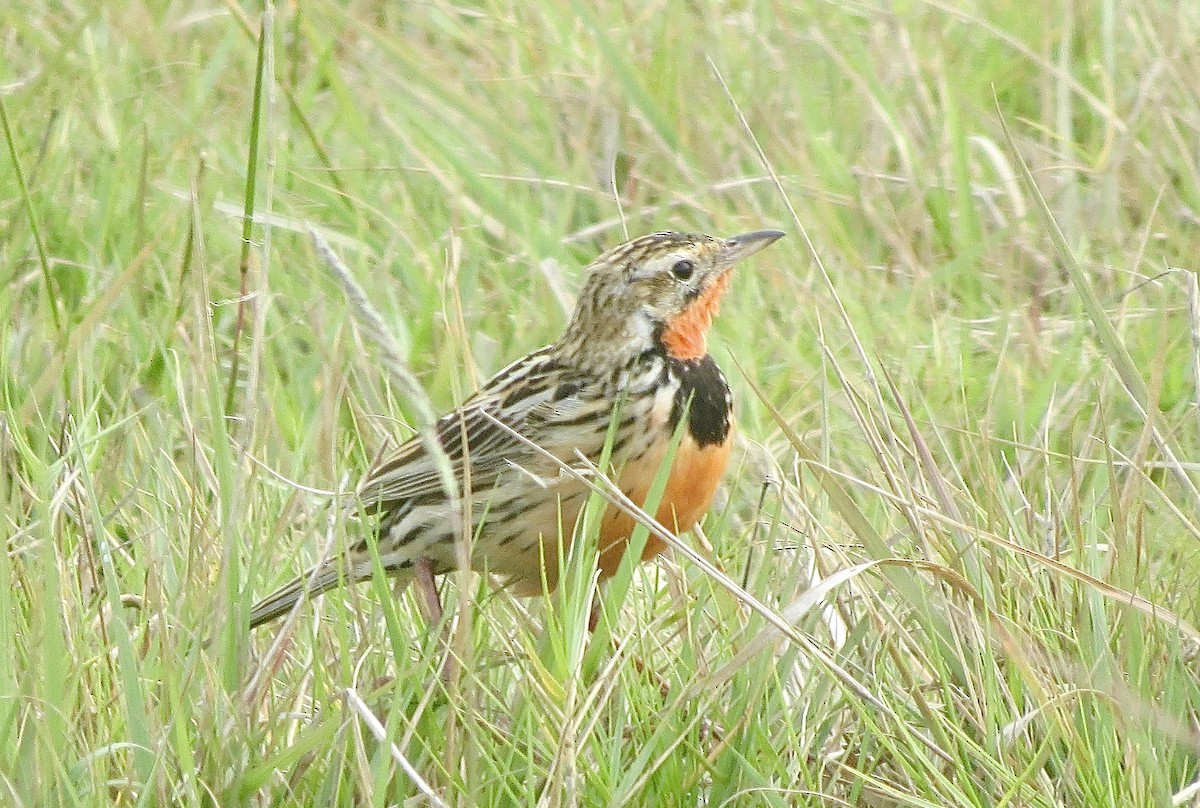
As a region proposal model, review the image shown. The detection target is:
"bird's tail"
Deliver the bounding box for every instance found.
[248,563,357,629]
[249,549,427,629]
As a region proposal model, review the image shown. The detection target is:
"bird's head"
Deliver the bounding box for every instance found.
[558,229,785,367]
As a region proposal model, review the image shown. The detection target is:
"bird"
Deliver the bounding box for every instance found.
[248,228,785,629]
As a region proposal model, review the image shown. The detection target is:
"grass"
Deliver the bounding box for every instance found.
[3,0,1200,804]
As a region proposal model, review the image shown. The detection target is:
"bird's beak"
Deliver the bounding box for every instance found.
[720,229,786,265]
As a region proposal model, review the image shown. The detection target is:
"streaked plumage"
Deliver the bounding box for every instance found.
[249,229,784,628]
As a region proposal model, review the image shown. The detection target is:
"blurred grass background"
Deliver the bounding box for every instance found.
[3,1,1200,805]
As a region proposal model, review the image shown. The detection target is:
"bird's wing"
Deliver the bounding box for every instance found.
[355,350,605,510]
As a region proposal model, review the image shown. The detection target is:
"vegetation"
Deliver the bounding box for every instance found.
[3,1,1198,804]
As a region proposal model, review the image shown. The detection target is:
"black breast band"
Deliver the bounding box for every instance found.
[667,354,732,447]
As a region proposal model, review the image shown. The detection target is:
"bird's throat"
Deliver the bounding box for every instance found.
[660,270,732,361]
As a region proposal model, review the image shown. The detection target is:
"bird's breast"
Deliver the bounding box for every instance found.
[585,351,734,578]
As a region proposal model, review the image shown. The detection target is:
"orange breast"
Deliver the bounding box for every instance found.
[595,430,733,579]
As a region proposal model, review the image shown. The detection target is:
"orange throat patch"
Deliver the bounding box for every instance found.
[661,269,732,361]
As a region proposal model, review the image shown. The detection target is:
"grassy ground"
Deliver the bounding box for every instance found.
[3,1,1200,805]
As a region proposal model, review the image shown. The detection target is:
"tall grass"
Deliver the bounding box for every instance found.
[2,1,1198,804]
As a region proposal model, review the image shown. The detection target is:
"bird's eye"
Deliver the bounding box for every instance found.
[670,259,696,281]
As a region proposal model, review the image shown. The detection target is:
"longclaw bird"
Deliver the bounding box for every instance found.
[249,229,784,629]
